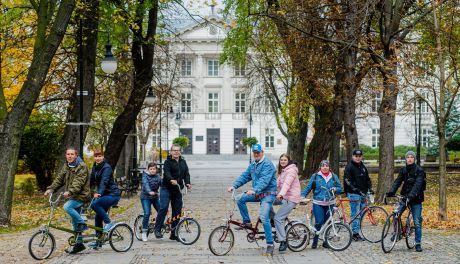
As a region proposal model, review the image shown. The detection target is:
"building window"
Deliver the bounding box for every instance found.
[180,59,192,76]
[420,92,429,113]
[208,93,219,113]
[372,128,380,148]
[234,63,246,76]
[181,93,192,113]
[152,129,160,148]
[422,128,430,147]
[235,93,246,113]
[371,93,382,113]
[207,59,219,76]
[265,128,274,148]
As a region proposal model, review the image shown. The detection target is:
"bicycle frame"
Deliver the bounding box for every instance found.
[336,193,374,225]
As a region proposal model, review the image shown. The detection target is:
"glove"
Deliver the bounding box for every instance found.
[386,192,395,197]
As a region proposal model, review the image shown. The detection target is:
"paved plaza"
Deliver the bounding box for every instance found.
[5,159,459,263]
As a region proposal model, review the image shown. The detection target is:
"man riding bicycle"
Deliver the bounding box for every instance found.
[44,147,90,254]
[227,144,277,256]
[386,151,425,252]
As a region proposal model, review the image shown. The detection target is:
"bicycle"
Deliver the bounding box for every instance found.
[381,195,416,253]
[28,192,134,260]
[335,191,388,243]
[133,184,201,245]
[208,190,298,256]
[285,187,353,251]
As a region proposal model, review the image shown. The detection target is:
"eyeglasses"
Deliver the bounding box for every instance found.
[171,149,181,152]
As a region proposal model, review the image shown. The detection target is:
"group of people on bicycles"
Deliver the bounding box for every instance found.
[44,144,191,254]
[228,144,425,256]
[43,141,425,257]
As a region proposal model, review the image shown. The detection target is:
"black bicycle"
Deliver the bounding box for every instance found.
[381,195,416,253]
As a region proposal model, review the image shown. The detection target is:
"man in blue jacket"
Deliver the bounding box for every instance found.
[227,144,277,256]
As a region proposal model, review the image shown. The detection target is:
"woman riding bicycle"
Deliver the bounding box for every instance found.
[301,160,342,249]
[274,154,301,252]
[89,149,121,249]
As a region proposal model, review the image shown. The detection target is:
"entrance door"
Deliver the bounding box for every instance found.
[234,128,247,154]
[180,128,193,154]
[207,129,220,154]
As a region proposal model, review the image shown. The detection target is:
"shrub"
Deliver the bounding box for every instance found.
[20,178,36,196]
[447,135,460,151]
[172,136,189,150]
[242,137,258,147]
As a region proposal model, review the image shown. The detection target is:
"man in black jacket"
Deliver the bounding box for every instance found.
[154,144,191,240]
[344,149,372,241]
[386,151,425,252]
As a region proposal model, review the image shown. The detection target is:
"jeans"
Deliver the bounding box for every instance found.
[91,195,120,232]
[236,193,276,244]
[154,187,183,234]
[63,199,85,231]
[274,200,297,242]
[312,203,334,243]
[141,197,160,229]
[398,202,423,244]
[348,193,366,235]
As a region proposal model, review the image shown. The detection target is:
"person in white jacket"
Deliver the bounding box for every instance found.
[274,154,301,252]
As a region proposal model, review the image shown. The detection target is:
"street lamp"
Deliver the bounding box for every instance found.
[101,44,117,74]
[175,111,182,137]
[145,87,155,106]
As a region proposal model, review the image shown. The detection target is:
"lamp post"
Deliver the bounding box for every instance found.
[78,17,84,156]
[175,111,182,137]
[249,105,253,164]
[166,106,173,153]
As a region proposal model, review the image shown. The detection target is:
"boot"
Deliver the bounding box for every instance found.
[66,243,86,254]
[265,244,274,256]
[312,235,319,249]
[142,229,148,242]
[279,241,287,252]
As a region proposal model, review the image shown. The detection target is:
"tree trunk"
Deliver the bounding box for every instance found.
[304,105,335,177]
[438,128,447,220]
[376,68,398,202]
[104,1,159,168]
[343,90,359,161]
[286,120,309,174]
[58,0,100,167]
[0,0,76,225]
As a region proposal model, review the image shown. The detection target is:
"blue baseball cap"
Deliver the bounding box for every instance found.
[252,144,263,153]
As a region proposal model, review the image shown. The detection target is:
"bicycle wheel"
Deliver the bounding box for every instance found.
[109,223,134,252]
[286,222,310,252]
[176,218,201,245]
[208,226,234,256]
[133,215,144,241]
[28,230,56,260]
[325,222,352,251]
[405,212,416,249]
[381,213,399,253]
[360,206,388,243]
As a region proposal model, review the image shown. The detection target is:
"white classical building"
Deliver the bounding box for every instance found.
[147,13,439,158]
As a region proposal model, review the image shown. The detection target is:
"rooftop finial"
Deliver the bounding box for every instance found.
[210,0,216,15]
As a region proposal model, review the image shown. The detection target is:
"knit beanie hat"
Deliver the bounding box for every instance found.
[319,160,330,168]
[405,151,416,159]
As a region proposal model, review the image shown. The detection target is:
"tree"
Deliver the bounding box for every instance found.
[0,0,76,225]
[104,0,160,168]
[20,112,63,191]
[402,0,460,220]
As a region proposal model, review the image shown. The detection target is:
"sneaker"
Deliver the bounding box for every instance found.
[322,241,329,249]
[279,241,287,252]
[235,223,252,230]
[415,244,423,252]
[352,233,364,242]
[265,244,274,256]
[170,234,179,241]
[88,241,102,250]
[154,230,163,239]
[142,229,148,242]
[103,222,115,233]
[66,243,86,254]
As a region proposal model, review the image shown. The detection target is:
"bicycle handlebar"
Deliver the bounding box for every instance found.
[49,192,63,205]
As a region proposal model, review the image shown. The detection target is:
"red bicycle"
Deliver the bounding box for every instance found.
[208,191,303,256]
[335,191,388,243]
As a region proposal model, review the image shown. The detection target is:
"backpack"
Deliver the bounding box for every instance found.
[401,165,426,192]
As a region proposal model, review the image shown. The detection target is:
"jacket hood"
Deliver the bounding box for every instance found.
[283,163,298,173]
